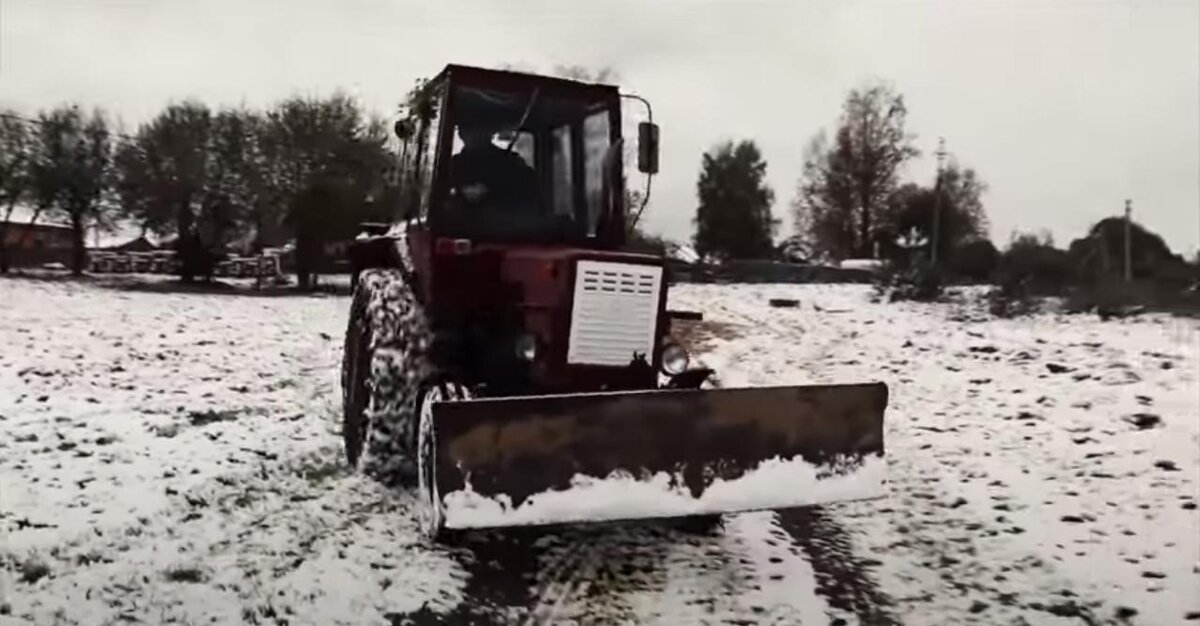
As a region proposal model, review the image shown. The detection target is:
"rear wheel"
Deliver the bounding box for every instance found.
[339,268,431,486]
[341,283,372,468]
[417,379,472,542]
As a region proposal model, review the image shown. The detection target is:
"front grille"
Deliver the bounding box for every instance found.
[567,260,663,366]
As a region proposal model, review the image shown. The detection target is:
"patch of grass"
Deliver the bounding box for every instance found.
[231,492,259,509]
[986,278,1043,318]
[671,319,743,356]
[74,549,112,566]
[19,556,51,584]
[151,423,180,438]
[874,263,945,303]
[268,378,297,391]
[0,550,17,572]
[186,409,240,427]
[299,459,345,486]
[163,564,208,583]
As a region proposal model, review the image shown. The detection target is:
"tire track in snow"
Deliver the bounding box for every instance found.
[673,284,900,623]
[516,519,776,625]
[776,507,900,625]
[798,291,1161,625]
[412,528,545,624]
[411,517,817,625]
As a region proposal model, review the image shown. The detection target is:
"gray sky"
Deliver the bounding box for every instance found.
[3,0,1197,255]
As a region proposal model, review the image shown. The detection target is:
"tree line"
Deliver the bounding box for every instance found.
[686,80,1196,290]
[1,94,404,286]
[689,81,988,269]
[3,73,1193,292]
[1,65,671,283]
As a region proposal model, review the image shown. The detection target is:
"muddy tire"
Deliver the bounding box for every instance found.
[341,283,372,467]
[340,268,432,487]
[417,379,472,542]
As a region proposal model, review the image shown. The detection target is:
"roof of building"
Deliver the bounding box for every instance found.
[2,204,71,229]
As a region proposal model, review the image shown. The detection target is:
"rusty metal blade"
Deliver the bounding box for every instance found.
[431,382,887,530]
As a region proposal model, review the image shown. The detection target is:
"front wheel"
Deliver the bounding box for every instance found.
[417,379,472,542]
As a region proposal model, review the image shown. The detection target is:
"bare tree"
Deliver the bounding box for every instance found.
[793,81,919,260]
[41,106,115,275]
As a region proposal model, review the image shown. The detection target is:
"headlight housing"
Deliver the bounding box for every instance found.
[660,343,689,375]
[514,333,537,361]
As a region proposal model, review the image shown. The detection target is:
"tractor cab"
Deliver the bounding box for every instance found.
[372,65,667,396]
[394,64,656,248]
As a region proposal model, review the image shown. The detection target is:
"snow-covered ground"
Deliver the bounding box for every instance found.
[1,276,1197,625]
[683,284,1200,625]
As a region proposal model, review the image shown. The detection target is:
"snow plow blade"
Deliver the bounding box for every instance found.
[430,382,887,530]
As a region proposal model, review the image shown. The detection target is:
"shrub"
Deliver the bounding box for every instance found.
[948,239,999,283]
[997,233,1071,295]
[986,275,1041,318]
[874,261,945,303]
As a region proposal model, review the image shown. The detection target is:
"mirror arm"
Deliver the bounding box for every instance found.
[620,93,655,232]
[620,93,653,126]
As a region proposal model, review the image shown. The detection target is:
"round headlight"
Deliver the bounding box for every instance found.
[661,343,689,375]
[515,334,537,361]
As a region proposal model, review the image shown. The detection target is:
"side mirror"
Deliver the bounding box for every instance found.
[394,119,414,141]
[637,122,659,174]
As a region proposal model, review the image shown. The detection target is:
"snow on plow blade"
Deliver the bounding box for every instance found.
[431,382,888,530]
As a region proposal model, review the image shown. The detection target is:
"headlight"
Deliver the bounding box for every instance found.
[515,334,537,361]
[660,343,689,375]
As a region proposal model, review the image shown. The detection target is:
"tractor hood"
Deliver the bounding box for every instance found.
[426,241,669,393]
[428,242,664,314]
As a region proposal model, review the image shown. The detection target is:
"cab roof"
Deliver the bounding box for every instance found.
[433,64,621,100]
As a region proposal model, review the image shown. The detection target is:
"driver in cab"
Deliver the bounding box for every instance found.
[449,121,538,215]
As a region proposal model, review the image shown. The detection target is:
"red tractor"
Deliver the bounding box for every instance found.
[342,64,888,540]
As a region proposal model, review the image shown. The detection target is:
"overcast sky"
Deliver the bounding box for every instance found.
[2,0,1197,254]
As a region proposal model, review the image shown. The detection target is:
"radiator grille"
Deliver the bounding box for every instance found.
[567,260,663,366]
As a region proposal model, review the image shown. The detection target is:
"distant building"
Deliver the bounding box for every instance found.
[3,221,73,250]
[108,236,158,253]
[2,206,73,251]
[1,206,74,268]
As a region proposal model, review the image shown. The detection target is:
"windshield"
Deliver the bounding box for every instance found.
[435,84,617,244]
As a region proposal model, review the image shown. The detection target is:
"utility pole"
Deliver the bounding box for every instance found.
[1124,198,1133,282]
[930,137,947,266]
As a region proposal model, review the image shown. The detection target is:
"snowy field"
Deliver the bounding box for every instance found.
[1,275,1197,625]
